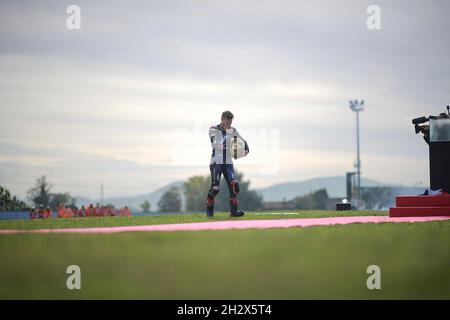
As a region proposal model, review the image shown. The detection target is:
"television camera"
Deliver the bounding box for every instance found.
[412,106,450,144]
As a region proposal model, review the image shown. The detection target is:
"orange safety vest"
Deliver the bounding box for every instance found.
[57,208,65,218]
[66,208,74,218]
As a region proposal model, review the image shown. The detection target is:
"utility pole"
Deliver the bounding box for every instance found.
[349,100,364,208]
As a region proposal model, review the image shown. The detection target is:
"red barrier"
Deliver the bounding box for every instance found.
[390,195,450,217]
[396,195,450,207]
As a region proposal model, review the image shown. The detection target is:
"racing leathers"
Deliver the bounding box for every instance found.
[206,124,249,217]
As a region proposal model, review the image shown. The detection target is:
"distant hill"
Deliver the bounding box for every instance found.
[256,176,398,201]
[74,176,421,212]
[74,181,184,212]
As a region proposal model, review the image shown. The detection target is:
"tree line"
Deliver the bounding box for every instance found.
[0,186,27,212]
[157,171,263,213]
[26,176,76,210]
[2,175,394,214]
[290,186,394,210]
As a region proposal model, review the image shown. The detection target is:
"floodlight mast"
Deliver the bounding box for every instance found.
[349,100,364,209]
[100,183,104,205]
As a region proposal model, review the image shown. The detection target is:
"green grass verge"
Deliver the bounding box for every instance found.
[0,210,386,230]
[0,220,449,299]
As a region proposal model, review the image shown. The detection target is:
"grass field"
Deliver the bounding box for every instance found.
[0,211,449,300]
[0,210,386,230]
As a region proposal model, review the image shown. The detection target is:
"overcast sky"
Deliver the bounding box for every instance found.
[1,0,449,200]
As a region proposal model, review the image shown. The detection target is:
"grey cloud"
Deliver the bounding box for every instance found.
[1,0,448,199]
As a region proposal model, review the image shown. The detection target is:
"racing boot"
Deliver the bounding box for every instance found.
[206,198,215,218]
[229,198,244,217]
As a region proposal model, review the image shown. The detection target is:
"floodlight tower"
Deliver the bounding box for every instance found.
[100,183,104,205]
[349,100,364,208]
